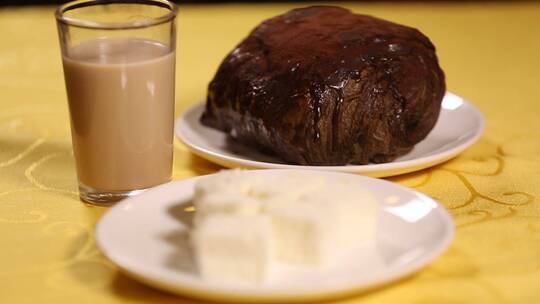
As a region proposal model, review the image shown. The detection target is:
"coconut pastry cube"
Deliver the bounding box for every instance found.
[267,181,378,267]
[321,182,378,248]
[249,171,327,200]
[194,169,264,199]
[267,198,338,266]
[193,192,263,226]
[191,214,273,283]
[192,170,324,224]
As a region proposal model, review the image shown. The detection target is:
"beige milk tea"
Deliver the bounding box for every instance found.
[62,38,175,191]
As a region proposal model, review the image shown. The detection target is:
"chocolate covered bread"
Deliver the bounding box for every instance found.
[201,6,445,165]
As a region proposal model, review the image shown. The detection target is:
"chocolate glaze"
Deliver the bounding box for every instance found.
[201,6,446,165]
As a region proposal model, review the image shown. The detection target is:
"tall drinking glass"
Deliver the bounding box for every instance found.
[55,0,177,205]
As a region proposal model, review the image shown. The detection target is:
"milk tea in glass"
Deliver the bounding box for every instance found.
[56,0,177,204]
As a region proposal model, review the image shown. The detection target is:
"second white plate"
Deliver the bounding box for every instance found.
[175,92,484,177]
[95,170,454,303]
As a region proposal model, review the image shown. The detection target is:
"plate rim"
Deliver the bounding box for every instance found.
[95,169,454,303]
[174,92,485,177]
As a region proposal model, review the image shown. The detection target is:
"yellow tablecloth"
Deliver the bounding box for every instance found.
[1,2,540,303]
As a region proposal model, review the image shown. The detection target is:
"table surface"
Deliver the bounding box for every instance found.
[1,2,540,303]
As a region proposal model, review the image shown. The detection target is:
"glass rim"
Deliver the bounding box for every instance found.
[55,0,177,30]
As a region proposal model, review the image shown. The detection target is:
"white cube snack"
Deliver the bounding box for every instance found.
[195,169,325,200]
[189,170,379,282]
[193,170,324,224]
[191,214,273,283]
[267,198,337,266]
[249,171,327,200]
[193,192,263,226]
[267,180,378,266]
[194,169,264,199]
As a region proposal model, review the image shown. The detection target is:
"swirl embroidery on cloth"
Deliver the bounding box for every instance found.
[0,137,45,168]
[398,141,536,228]
[24,152,78,196]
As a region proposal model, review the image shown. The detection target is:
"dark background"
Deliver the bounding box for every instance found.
[3,0,534,5]
[4,0,340,4]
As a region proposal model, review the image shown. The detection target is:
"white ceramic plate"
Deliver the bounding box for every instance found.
[175,92,484,177]
[95,170,454,303]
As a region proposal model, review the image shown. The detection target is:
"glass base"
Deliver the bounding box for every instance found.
[79,183,148,206]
